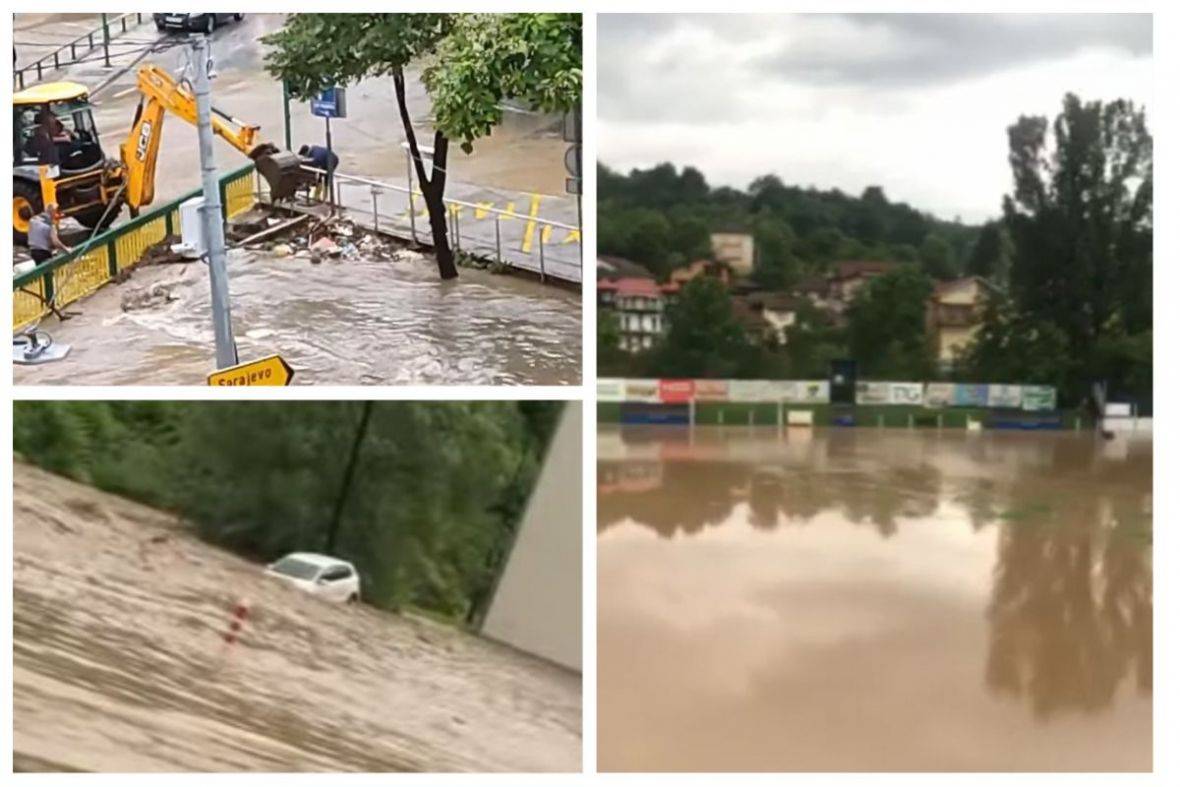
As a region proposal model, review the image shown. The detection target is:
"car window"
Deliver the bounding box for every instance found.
[321,565,352,582]
[269,556,320,580]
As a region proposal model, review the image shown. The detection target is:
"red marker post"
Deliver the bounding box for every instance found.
[221,598,250,645]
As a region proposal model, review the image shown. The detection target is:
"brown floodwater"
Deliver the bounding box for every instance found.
[13,249,581,385]
[13,461,581,772]
[598,426,1152,772]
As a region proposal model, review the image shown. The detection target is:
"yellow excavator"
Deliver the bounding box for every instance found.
[13,65,303,244]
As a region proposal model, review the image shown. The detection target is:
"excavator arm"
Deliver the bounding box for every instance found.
[119,64,302,209]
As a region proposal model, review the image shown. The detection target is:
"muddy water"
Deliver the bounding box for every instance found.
[598,427,1152,772]
[13,249,581,385]
[13,462,581,772]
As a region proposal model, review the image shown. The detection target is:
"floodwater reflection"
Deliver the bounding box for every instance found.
[598,427,1151,771]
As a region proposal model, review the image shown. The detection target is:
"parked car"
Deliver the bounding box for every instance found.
[265,552,361,603]
[153,13,244,34]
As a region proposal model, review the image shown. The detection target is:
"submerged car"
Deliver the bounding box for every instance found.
[154,13,244,34]
[265,552,361,603]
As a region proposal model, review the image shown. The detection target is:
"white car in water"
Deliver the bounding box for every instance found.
[265,552,361,603]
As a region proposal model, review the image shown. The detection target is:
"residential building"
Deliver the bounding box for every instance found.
[710,232,755,276]
[927,276,993,365]
[598,276,679,353]
[733,292,806,345]
[828,260,898,302]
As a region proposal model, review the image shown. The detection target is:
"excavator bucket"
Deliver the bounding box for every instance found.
[249,144,307,202]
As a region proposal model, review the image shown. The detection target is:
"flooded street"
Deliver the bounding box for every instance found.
[13,461,581,772]
[14,250,581,385]
[598,427,1152,771]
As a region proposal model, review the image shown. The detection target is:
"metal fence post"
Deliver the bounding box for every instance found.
[453,208,461,253]
[538,225,546,283]
[370,186,380,231]
[494,216,502,265]
[101,14,111,68]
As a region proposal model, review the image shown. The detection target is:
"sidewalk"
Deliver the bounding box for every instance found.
[326,171,583,284]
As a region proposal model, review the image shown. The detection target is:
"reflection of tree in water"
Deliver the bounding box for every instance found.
[983,440,1152,718]
[599,430,1152,719]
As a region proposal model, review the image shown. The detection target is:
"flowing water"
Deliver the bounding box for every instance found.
[598,427,1152,772]
[13,250,581,385]
[13,462,582,772]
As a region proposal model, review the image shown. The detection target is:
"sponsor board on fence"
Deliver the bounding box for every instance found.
[888,382,924,405]
[727,380,781,402]
[1022,385,1057,412]
[659,379,695,403]
[600,378,1055,410]
[925,382,954,407]
[856,381,891,405]
[597,378,624,402]
[693,379,729,401]
[953,383,990,408]
[624,378,661,403]
[987,384,1023,409]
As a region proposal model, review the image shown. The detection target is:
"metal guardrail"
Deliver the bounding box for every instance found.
[14,13,147,91]
[12,163,256,331]
[280,165,583,284]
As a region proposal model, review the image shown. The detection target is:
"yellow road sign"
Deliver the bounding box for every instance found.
[207,355,294,386]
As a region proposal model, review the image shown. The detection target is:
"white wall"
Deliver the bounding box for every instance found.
[481,402,582,671]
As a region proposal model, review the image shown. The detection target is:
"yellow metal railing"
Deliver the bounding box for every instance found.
[12,164,257,332]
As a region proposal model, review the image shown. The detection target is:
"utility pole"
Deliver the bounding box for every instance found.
[192,34,238,370]
[325,401,374,555]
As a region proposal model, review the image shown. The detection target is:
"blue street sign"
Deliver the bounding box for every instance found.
[311,87,347,119]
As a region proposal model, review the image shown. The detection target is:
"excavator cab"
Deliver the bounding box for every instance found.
[13,82,126,243]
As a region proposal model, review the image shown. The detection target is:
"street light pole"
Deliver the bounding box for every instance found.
[192,34,238,370]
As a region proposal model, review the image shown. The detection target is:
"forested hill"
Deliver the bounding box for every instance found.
[12,401,564,625]
[598,161,986,285]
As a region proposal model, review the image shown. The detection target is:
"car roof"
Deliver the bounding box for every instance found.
[277,552,352,569]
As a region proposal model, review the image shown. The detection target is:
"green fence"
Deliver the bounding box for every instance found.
[13,164,257,331]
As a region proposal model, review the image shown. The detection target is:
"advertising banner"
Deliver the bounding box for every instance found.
[728,380,780,402]
[795,380,830,404]
[692,379,730,401]
[925,382,954,407]
[623,378,661,403]
[597,378,624,402]
[1022,385,1057,412]
[888,382,924,405]
[856,381,892,405]
[659,379,696,404]
[987,384,1023,409]
[953,383,989,407]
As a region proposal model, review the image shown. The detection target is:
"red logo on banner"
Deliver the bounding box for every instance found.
[659,379,695,403]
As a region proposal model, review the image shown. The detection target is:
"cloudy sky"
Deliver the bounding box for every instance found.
[599,13,1152,223]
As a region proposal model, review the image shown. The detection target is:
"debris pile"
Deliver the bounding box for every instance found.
[229,209,426,266]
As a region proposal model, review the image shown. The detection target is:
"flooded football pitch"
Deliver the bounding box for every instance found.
[598,426,1152,771]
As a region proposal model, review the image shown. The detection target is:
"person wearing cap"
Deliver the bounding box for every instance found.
[28,204,71,265]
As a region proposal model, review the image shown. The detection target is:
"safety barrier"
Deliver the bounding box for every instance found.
[12,163,257,331]
[14,13,149,90]
[281,166,583,284]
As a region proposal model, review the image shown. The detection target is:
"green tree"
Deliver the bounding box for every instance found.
[919,233,956,280]
[1002,93,1152,399]
[846,265,935,378]
[965,221,1010,282]
[751,217,799,290]
[264,14,581,280]
[650,278,749,377]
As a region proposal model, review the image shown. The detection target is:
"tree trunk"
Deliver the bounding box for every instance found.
[393,69,458,280]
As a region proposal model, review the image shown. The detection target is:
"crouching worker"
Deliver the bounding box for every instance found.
[297,144,340,201]
[28,204,72,265]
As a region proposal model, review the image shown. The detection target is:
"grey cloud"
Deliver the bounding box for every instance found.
[760,13,1152,88]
